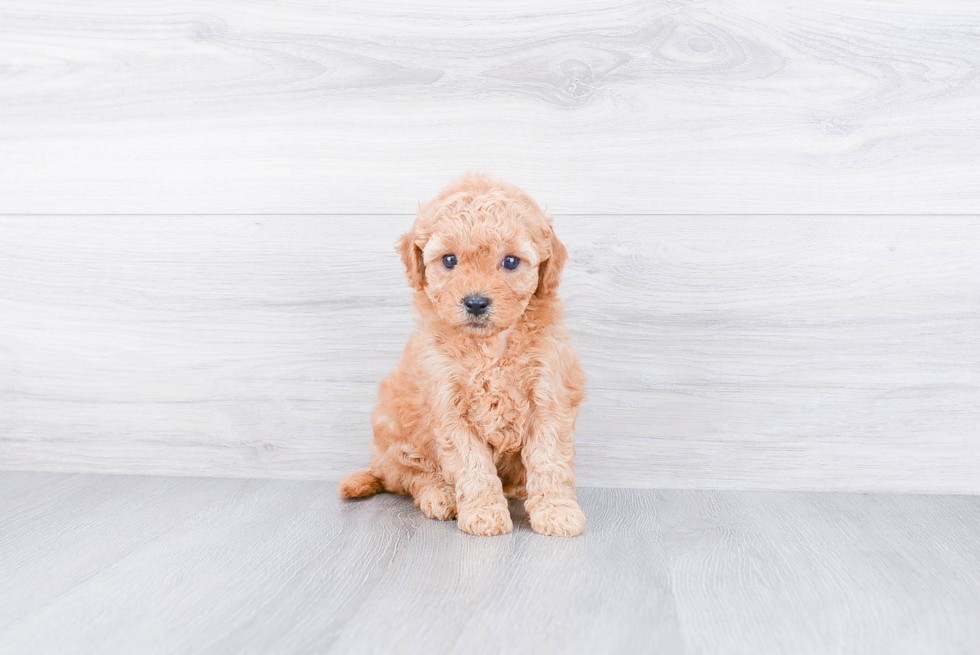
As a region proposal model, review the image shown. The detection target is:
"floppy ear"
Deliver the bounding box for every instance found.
[397,230,425,291]
[535,225,568,298]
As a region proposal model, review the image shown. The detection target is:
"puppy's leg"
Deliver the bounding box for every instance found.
[522,411,586,537]
[441,427,512,536]
[497,453,527,500]
[367,442,458,520]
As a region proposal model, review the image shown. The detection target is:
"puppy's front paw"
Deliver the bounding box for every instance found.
[417,486,457,521]
[457,503,513,536]
[529,499,586,537]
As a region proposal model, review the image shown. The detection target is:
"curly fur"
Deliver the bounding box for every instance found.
[339,173,587,537]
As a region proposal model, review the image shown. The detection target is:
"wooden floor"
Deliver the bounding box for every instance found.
[2,472,978,654]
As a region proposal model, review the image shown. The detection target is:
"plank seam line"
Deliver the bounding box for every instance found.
[2,214,980,218]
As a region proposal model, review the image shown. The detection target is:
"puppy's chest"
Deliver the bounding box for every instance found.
[459,351,536,453]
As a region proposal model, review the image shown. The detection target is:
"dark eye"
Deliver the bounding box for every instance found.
[442,254,457,269]
[502,255,520,270]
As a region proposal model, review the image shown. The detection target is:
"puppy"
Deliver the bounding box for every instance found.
[339,173,586,537]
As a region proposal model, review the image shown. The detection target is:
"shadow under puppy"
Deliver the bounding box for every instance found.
[339,173,586,537]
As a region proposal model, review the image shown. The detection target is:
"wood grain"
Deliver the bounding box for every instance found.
[2,0,980,214]
[0,472,424,654]
[1,215,977,492]
[659,490,980,655]
[2,472,979,654]
[329,488,684,654]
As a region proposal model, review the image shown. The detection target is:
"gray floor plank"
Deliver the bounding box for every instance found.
[1,472,979,654]
[660,491,980,654]
[0,474,423,655]
[0,474,247,627]
[329,489,683,654]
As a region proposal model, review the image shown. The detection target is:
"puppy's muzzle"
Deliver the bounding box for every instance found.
[463,294,491,316]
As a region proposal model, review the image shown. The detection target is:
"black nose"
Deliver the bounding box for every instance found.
[463,295,491,316]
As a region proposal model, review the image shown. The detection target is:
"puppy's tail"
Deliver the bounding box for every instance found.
[338,470,384,499]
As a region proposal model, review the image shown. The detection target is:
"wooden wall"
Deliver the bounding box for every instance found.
[1,0,978,491]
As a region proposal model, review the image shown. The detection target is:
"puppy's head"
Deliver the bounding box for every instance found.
[398,173,567,335]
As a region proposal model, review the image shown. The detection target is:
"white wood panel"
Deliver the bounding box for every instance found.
[2,473,979,654]
[2,0,980,214]
[1,216,977,492]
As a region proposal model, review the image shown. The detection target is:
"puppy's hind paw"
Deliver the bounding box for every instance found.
[417,487,457,521]
[457,503,513,536]
[529,499,586,537]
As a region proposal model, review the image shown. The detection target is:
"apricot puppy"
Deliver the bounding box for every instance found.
[339,173,586,537]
